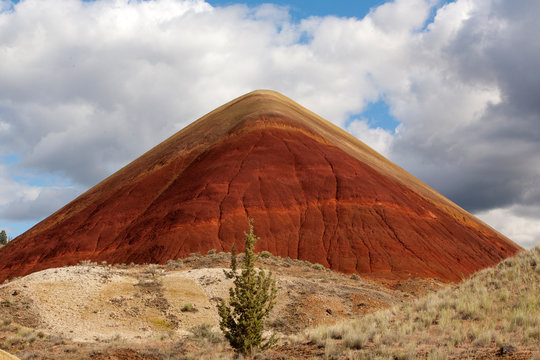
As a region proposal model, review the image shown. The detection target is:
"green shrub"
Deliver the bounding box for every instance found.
[217,219,278,356]
[181,303,196,312]
[258,250,273,258]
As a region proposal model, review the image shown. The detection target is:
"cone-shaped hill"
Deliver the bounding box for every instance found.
[0,90,520,282]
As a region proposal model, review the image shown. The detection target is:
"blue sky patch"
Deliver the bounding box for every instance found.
[13,172,74,188]
[347,99,400,133]
[0,220,37,238]
[207,0,387,21]
[1,154,21,165]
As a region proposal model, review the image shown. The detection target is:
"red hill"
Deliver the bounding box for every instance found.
[0,90,520,282]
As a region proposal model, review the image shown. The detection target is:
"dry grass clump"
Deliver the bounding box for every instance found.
[166,258,185,269]
[77,259,98,266]
[307,245,540,358]
[152,318,176,332]
[1,319,52,352]
[189,323,223,345]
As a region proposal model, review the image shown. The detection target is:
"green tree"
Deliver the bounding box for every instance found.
[0,230,7,246]
[217,219,278,356]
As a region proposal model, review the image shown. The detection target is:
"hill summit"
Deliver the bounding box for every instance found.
[0,90,520,282]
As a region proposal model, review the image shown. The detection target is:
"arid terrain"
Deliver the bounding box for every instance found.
[307,244,540,360]
[1,245,539,360]
[0,91,532,360]
[0,250,441,359]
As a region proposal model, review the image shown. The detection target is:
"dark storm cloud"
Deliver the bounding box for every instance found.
[392,0,540,214]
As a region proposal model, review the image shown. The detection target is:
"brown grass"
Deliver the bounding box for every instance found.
[307,244,540,359]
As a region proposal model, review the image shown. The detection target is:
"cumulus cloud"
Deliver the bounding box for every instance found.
[475,206,540,250]
[383,0,540,247]
[0,0,434,173]
[0,163,80,222]
[346,119,393,157]
[0,185,80,221]
[0,0,538,247]
[0,164,40,208]
[390,0,540,210]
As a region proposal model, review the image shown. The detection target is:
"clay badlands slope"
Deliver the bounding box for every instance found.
[0,90,520,282]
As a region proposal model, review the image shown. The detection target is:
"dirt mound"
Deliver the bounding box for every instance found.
[0,90,520,282]
[0,254,415,358]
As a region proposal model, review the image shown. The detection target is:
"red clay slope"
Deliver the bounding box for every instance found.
[0,90,520,282]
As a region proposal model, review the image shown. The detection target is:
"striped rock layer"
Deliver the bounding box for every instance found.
[0,90,520,282]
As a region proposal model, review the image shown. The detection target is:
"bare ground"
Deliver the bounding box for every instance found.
[0,252,443,359]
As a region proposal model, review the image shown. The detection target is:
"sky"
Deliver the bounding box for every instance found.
[0,0,539,248]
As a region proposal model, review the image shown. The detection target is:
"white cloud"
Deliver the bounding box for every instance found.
[388,0,540,214]
[0,0,422,186]
[475,206,540,249]
[0,0,539,248]
[0,164,80,222]
[346,119,393,157]
[370,0,434,32]
[0,165,39,207]
[1,185,80,222]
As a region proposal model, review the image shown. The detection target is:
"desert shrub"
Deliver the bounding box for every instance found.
[427,348,448,360]
[527,327,540,342]
[324,339,340,360]
[308,327,328,346]
[312,263,326,271]
[166,259,184,269]
[217,219,278,356]
[183,253,202,263]
[473,328,497,347]
[258,250,273,258]
[145,264,159,276]
[343,331,366,350]
[78,259,97,266]
[152,318,175,331]
[181,303,197,312]
[190,323,222,344]
[1,318,12,328]
[166,259,176,267]
[328,324,344,339]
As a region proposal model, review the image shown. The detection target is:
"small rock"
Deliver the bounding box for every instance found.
[11,290,18,296]
[325,308,333,315]
[497,345,517,356]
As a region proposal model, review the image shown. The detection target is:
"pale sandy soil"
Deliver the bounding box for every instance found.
[0,253,444,359]
[1,265,230,342]
[0,348,19,360]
